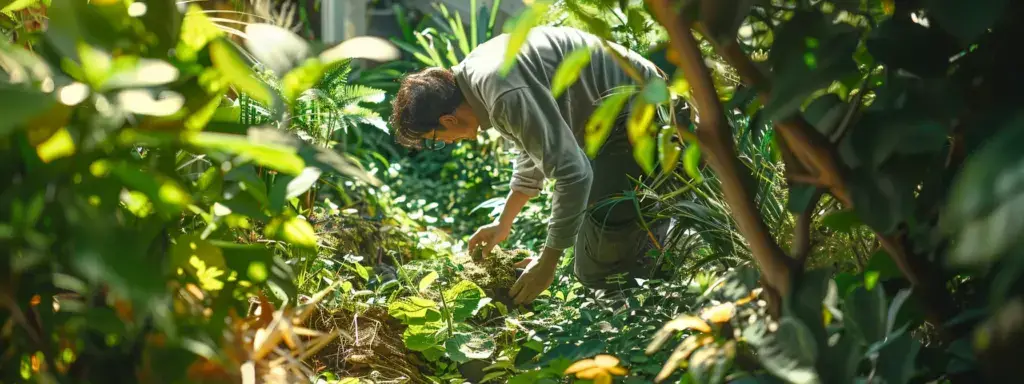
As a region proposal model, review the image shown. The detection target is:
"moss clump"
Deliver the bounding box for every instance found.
[452,247,531,293]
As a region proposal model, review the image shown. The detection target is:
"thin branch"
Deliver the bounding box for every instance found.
[793,189,823,269]
[647,0,795,298]
[830,75,871,143]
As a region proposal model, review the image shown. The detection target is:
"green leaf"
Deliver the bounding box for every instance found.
[821,210,861,233]
[875,333,921,384]
[176,4,223,62]
[389,297,441,324]
[627,99,656,144]
[657,126,682,174]
[443,280,488,322]
[185,131,306,175]
[418,271,439,293]
[641,78,670,104]
[1,0,40,13]
[764,10,860,121]
[924,0,1009,46]
[698,0,756,45]
[944,113,1024,267]
[844,284,887,344]
[818,334,863,384]
[550,47,592,99]
[170,234,226,271]
[0,82,56,137]
[787,185,818,214]
[803,94,845,136]
[445,332,496,363]
[209,38,275,107]
[584,91,632,158]
[683,141,703,182]
[269,166,322,211]
[98,161,191,214]
[633,136,657,176]
[849,111,949,169]
[213,242,276,283]
[755,317,820,384]
[264,215,317,248]
[243,23,311,76]
[281,58,327,103]
[500,1,550,76]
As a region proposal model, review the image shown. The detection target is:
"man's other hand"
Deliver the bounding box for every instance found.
[468,222,511,259]
[509,249,560,305]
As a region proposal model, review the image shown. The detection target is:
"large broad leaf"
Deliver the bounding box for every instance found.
[185,131,306,175]
[764,10,860,121]
[866,16,958,78]
[875,333,921,384]
[445,332,497,363]
[924,0,1009,46]
[844,284,887,344]
[550,47,592,98]
[499,1,550,76]
[243,23,312,76]
[0,83,57,137]
[944,112,1024,267]
[803,94,845,136]
[584,91,632,158]
[443,280,490,323]
[263,214,317,249]
[817,334,863,384]
[848,110,948,169]
[754,317,821,384]
[244,127,380,186]
[389,297,442,325]
[657,126,682,174]
[209,38,276,108]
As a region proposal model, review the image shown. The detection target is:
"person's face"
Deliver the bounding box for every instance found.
[425,103,479,149]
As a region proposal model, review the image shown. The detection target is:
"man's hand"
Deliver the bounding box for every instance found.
[509,248,562,305]
[467,222,511,259]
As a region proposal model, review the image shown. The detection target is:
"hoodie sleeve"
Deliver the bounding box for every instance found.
[491,87,593,250]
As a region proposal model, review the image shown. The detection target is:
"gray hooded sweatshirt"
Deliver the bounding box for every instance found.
[451,26,662,250]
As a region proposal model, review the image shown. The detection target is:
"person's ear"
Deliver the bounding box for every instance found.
[438,114,457,130]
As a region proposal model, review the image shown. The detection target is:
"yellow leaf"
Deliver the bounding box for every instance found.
[576,366,606,380]
[627,99,656,145]
[563,359,597,375]
[606,366,628,376]
[702,302,736,324]
[594,372,612,384]
[665,315,712,333]
[593,354,619,368]
[36,127,75,163]
[734,287,762,305]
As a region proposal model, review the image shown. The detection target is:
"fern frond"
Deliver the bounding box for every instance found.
[342,105,387,132]
[315,58,354,94]
[332,84,386,107]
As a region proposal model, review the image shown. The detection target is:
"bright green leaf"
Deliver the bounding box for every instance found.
[633,136,656,176]
[264,215,317,248]
[35,127,75,163]
[500,1,550,76]
[185,131,306,175]
[584,91,632,158]
[822,210,861,233]
[176,4,223,62]
[550,47,592,98]
[657,126,682,174]
[209,38,274,107]
[418,271,439,294]
[683,141,703,182]
[641,78,670,105]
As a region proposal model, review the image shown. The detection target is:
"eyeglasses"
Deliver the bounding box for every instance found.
[422,130,446,150]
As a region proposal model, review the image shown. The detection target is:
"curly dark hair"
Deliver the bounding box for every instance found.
[389,67,464,149]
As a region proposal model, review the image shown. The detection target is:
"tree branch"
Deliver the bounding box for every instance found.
[647,0,795,298]
[793,189,823,269]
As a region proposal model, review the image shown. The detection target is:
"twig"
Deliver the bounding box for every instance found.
[646,0,795,299]
[830,75,871,143]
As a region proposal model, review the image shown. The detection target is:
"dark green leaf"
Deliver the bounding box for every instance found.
[787,184,818,214]
[875,333,921,384]
[803,94,845,136]
[0,83,57,137]
[698,0,756,45]
[818,333,863,384]
[944,112,1024,266]
[550,47,592,98]
[844,284,887,344]
[756,317,820,384]
[822,210,861,233]
[867,16,957,78]
[925,0,1009,46]
[764,10,860,121]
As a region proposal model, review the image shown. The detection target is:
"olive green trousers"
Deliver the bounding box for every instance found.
[572,124,671,290]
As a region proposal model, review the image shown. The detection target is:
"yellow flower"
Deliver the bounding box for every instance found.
[564,354,629,384]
